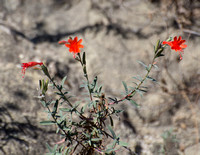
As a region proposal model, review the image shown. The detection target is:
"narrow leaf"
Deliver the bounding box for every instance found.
[154,40,161,53]
[137,60,147,69]
[56,127,60,134]
[98,85,102,93]
[52,100,59,117]
[61,76,67,88]
[109,116,114,127]
[129,99,139,107]
[41,101,46,107]
[91,76,98,91]
[46,143,52,152]
[138,89,148,93]
[91,138,102,142]
[153,64,158,69]
[119,141,128,147]
[52,144,58,152]
[40,121,56,125]
[60,108,71,112]
[132,76,142,82]
[122,81,128,94]
[39,80,42,89]
[147,76,157,82]
[108,125,116,139]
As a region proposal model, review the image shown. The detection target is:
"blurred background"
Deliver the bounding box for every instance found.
[0,0,200,154]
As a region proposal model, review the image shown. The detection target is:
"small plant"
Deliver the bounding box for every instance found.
[161,129,179,155]
[22,36,187,154]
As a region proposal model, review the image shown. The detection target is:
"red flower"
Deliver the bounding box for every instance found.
[59,36,84,58]
[21,62,43,78]
[163,36,187,60]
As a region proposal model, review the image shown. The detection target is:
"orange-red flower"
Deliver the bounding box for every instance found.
[59,36,84,58]
[21,62,43,78]
[163,36,187,60]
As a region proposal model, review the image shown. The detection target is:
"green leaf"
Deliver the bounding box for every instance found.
[40,121,56,125]
[88,140,92,146]
[80,83,87,88]
[88,101,95,109]
[60,108,71,112]
[114,109,123,114]
[109,116,114,127]
[138,88,148,93]
[41,101,46,107]
[98,85,102,93]
[46,143,53,152]
[147,76,157,82]
[52,100,59,117]
[56,127,60,134]
[153,64,158,69]
[108,97,117,102]
[83,132,90,138]
[122,81,128,94]
[90,76,98,91]
[154,40,161,53]
[146,64,152,71]
[52,144,58,152]
[91,138,102,142]
[108,125,116,139]
[131,82,138,86]
[41,65,50,78]
[136,89,144,97]
[39,80,42,89]
[61,76,67,88]
[111,139,117,149]
[118,141,128,147]
[137,60,147,69]
[63,91,68,95]
[132,76,142,82]
[56,92,63,96]
[129,99,139,107]
[40,79,45,94]
[155,48,165,58]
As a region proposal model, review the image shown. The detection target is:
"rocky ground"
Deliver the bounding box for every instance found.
[0,0,200,154]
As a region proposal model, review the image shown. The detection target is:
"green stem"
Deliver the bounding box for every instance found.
[78,53,93,101]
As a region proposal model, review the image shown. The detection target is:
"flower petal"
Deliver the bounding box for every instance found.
[58,40,67,44]
[180,44,187,48]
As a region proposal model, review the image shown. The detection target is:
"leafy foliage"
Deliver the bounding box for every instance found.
[33,38,175,154]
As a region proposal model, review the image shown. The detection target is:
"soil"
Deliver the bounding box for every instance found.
[0,0,200,154]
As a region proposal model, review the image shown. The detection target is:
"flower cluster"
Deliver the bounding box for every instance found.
[21,62,43,78]
[21,36,187,78]
[59,36,84,58]
[163,36,187,60]
[21,37,84,77]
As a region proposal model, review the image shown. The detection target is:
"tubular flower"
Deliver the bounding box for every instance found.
[163,36,187,60]
[21,62,43,78]
[59,36,84,58]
